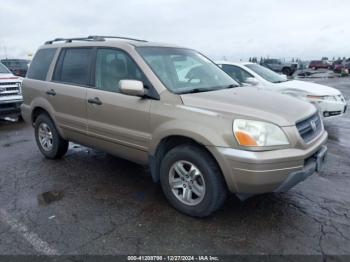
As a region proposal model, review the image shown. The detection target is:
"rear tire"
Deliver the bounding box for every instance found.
[160,144,227,217]
[34,114,68,159]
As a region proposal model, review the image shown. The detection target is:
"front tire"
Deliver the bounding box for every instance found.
[160,144,227,217]
[282,67,292,76]
[34,114,68,159]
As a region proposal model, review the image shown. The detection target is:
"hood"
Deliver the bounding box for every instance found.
[275,80,340,96]
[180,87,316,127]
[0,73,18,81]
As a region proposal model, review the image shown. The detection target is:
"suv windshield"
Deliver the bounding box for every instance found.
[245,63,287,83]
[0,63,11,74]
[136,47,239,94]
[1,60,29,69]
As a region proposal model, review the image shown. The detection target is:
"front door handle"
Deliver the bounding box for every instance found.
[46,89,56,96]
[88,97,102,105]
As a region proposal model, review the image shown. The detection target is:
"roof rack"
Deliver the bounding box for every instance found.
[88,35,147,42]
[44,35,147,45]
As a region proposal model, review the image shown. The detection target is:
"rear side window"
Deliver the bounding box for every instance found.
[53,48,92,86]
[27,48,57,80]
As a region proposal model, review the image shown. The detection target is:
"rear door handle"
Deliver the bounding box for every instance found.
[88,97,102,105]
[46,89,56,96]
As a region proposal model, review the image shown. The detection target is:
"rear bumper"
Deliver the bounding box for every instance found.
[207,131,328,196]
[0,99,23,117]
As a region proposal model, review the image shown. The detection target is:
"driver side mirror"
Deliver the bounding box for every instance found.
[119,80,145,97]
[245,77,259,86]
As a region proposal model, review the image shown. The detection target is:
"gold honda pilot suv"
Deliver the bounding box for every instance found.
[21,36,328,217]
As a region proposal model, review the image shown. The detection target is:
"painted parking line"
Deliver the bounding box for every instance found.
[0,209,59,255]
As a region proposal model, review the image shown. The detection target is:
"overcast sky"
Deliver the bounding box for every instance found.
[0,0,349,61]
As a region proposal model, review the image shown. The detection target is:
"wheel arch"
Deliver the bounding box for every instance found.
[32,107,50,124]
[148,135,224,184]
[29,98,65,138]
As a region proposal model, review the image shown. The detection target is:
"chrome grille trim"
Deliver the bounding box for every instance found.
[296,113,322,143]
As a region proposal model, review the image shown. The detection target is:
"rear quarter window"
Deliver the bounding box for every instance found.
[27,48,57,80]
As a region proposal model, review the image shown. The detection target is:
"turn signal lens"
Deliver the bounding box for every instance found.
[234,131,257,146]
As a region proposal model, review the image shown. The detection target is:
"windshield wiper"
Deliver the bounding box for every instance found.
[225,84,240,88]
[178,84,239,94]
[178,87,214,94]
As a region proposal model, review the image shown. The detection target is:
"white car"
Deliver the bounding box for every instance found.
[0,63,23,118]
[217,61,347,119]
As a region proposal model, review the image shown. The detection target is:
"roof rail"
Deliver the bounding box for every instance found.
[44,36,103,45]
[88,35,147,42]
[45,35,147,45]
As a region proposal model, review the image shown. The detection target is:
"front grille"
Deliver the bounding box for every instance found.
[0,84,20,96]
[0,93,20,97]
[4,86,19,91]
[0,103,16,109]
[296,113,322,143]
[0,82,17,86]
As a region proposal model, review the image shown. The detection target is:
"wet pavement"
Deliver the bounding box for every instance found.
[0,78,349,256]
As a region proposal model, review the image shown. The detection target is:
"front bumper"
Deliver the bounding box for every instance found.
[273,145,327,192]
[207,130,328,196]
[313,100,347,118]
[0,99,23,117]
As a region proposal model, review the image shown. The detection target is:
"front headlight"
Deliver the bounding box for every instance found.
[233,119,289,147]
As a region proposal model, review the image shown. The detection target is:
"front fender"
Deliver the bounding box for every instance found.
[149,119,235,155]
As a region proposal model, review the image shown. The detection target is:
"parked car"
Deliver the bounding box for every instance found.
[1,59,30,77]
[330,60,343,71]
[0,63,23,118]
[308,60,330,70]
[22,36,327,217]
[217,62,347,118]
[260,59,297,76]
[333,62,350,74]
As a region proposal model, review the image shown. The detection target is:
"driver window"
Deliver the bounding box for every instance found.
[95,49,145,93]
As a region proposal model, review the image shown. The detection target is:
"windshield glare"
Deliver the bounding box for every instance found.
[0,63,11,74]
[246,63,287,83]
[136,47,239,94]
